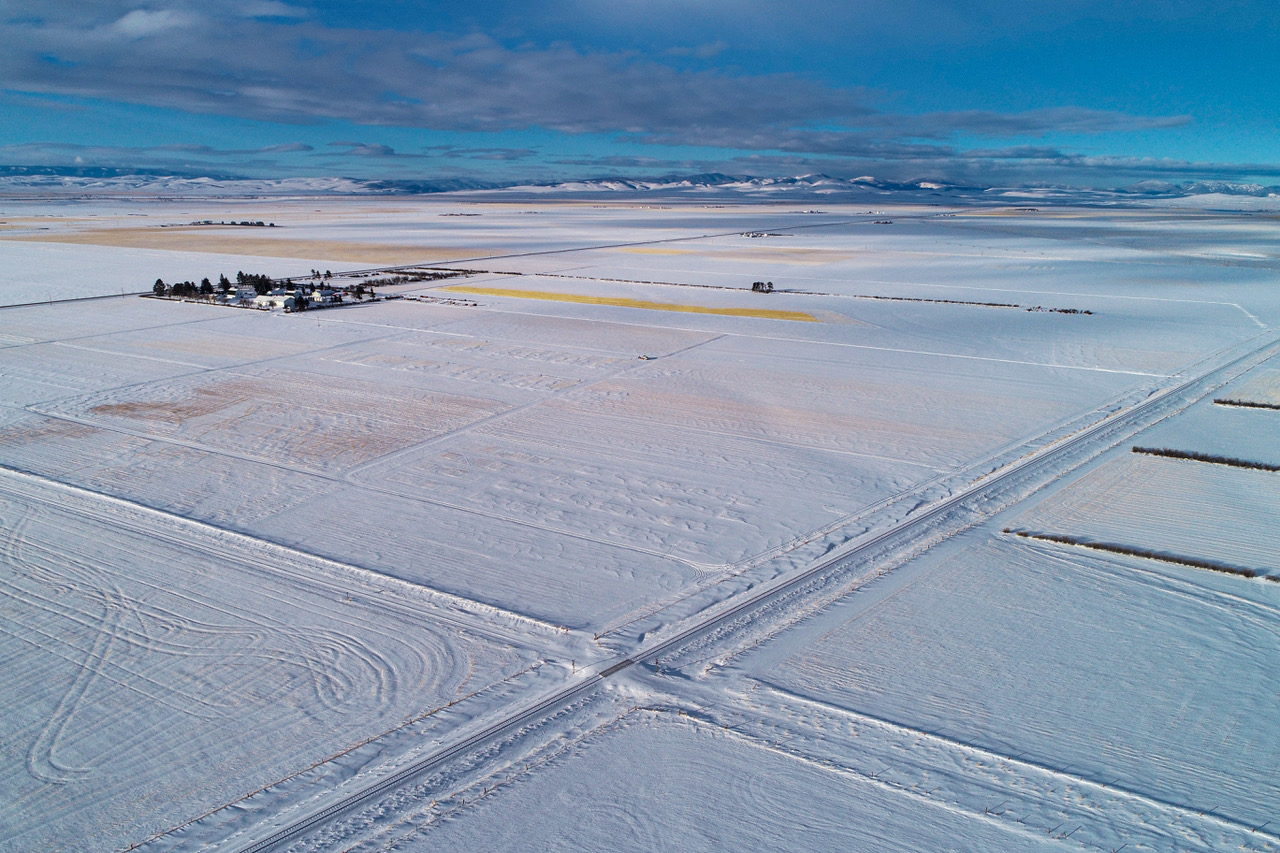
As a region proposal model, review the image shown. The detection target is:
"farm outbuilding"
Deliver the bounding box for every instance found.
[254,291,296,310]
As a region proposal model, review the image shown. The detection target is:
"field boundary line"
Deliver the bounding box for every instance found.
[211,331,1280,852]
[0,465,567,640]
[745,681,1280,845]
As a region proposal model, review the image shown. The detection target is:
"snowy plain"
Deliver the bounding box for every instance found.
[1,197,1278,851]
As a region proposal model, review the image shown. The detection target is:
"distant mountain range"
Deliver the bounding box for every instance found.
[485,173,1280,206]
[489,173,988,197]
[1,165,1276,207]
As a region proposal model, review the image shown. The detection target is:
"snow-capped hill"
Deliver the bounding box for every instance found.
[497,173,977,197]
[500,173,742,194]
[1124,179,1279,198]
[1180,181,1276,197]
[0,170,390,197]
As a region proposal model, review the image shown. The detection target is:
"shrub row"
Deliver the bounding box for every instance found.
[360,270,473,286]
[1003,529,1275,582]
[1213,398,1280,411]
[188,220,271,227]
[779,288,1092,313]
[784,289,1021,308]
[1131,446,1280,472]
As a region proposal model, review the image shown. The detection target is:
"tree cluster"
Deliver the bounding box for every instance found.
[151,271,273,299]
[236,271,276,295]
[186,220,271,227]
[154,278,214,298]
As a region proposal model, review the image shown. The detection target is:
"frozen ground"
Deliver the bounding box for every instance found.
[1006,356,1280,579]
[0,239,338,306]
[1,199,1278,851]
[0,198,789,305]
[743,535,1280,836]
[409,710,1077,853]
[0,469,550,853]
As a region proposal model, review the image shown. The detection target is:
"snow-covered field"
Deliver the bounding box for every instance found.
[1013,452,1280,577]
[0,469,547,853]
[741,534,1280,837]
[0,198,785,305]
[1006,356,1280,579]
[2,198,1279,851]
[410,710,1077,852]
[0,239,337,306]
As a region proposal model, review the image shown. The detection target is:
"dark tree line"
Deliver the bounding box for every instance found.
[236,271,275,295]
[151,271,269,299]
[153,278,213,298]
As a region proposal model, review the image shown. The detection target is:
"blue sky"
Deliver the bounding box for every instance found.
[1,1,1276,186]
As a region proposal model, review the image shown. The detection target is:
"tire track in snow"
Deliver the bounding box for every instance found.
[0,486,472,799]
[8,505,120,784]
[5,512,405,719]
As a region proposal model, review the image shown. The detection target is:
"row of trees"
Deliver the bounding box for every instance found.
[152,271,276,299]
[150,271,389,311]
[236,271,274,295]
[154,277,216,298]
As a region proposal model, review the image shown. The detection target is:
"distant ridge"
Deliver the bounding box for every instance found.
[495,172,987,197]
[0,165,244,180]
[0,166,1275,207]
[0,169,505,198]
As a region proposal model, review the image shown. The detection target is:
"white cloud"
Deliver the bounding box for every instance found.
[0,1,1204,186]
[111,9,199,38]
[237,1,309,18]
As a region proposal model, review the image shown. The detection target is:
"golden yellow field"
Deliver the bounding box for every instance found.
[441,284,819,321]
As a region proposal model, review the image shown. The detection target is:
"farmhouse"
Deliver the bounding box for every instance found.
[254,290,297,310]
